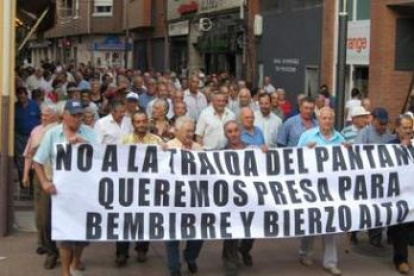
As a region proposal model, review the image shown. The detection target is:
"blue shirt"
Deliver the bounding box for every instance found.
[15,100,41,136]
[297,127,345,147]
[277,114,319,147]
[241,126,265,146]
[78,80,91,90]
[354,124,395,144]
[138,93,155,110]
[34,124,97,166]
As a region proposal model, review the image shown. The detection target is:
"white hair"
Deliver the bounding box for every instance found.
[41,102,57,114]
[175,116,194,130]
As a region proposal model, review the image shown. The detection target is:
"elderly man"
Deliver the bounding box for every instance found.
[94,100,130,144]
[147,82,174,120]
[33,100,97,276]
[254,93,283,148]
[23,103,59,269]
[221,120,257,276]
[297,107,344,276]
[184,75,207,122]
[196,92,235,150]
[354,107,395,247]
[164,116,204,276]
[239,107,266,150]
[277,96,318,147]
[341,106,370,143]
[387,114,414,274]
[231,88,258,116]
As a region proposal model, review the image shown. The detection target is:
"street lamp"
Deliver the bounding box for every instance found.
[334,0,348,130]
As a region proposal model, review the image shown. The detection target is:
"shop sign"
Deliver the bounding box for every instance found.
[273,58,300,74]
[347,20,370,65]
[178,1,198,15]
[199,0,242,14]
[169,20,190,37]
[28,40,51,49]
[88,36,132,51]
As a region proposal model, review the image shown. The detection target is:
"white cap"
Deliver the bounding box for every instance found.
[126,92,139,101]
[350,106,370,118]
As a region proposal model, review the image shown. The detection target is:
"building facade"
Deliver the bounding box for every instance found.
[320,0,414,122]
[30,0,130,69]
[166,0,258,80]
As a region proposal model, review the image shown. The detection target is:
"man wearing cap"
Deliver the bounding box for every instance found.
[33,100,97,276]
[123,92,141,133]
[341,106,370,143]
[354,107,395,247]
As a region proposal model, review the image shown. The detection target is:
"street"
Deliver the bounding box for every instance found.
[0,231,411,276]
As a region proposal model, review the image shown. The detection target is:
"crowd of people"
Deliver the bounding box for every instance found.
[14,61,414,276]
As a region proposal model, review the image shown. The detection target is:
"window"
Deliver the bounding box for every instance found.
[356,0,370,21]
[59,0,79,19]
[93,0,113,16]
[342,0,370,21]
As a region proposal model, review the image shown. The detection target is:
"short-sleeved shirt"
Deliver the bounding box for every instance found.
[94,114,132,144]
[121,132,163,145]
[195,106,235,150]
[297,127,344,147]
[241,126,265,147]
[33,124,97,169]
[341,124,361,143]
[277,114,319,147]
[354,124,395,144]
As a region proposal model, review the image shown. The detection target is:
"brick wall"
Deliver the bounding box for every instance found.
[369,0,412,122]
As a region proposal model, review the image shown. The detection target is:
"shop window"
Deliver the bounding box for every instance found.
[59,0,79,19]
[93,0,113,17]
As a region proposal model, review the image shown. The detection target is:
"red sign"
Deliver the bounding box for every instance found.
[178,1,198,15]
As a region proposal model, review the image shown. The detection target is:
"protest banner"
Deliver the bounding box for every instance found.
[52,144,414,241]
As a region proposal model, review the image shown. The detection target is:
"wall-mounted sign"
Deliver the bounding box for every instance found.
[347,20,370,65]
[199,0,242,14]
[273,58,300,73]
[169,20,190,37]
[178,1,198,15]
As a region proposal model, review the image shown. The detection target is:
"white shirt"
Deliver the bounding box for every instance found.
[264,84,276,94]
[94,114,132,144]
[184,89,208,122]
[345,99,361,121]
[254,111,283,148]
[195,106,235,150]
[146,98,174,120]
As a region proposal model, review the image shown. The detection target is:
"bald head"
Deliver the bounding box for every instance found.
[238,88,251,107]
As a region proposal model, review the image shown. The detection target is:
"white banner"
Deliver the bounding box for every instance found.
[347,20,370,65]
[52,144,414,241]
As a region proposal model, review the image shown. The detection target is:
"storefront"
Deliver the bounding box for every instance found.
[169,20,190,76]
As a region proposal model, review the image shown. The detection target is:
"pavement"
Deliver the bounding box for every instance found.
[2,184,414,276]
[1,224,413,276]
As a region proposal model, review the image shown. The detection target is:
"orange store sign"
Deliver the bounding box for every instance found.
[346,20,370,65]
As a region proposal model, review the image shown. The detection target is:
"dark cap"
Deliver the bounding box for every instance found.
[64,100,83,115]
[372,107,388,123]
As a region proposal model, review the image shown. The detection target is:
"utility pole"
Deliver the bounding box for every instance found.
[334,0,348,130]
[124,0,130,69]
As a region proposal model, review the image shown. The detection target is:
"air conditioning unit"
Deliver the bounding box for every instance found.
[254,15,263,36]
